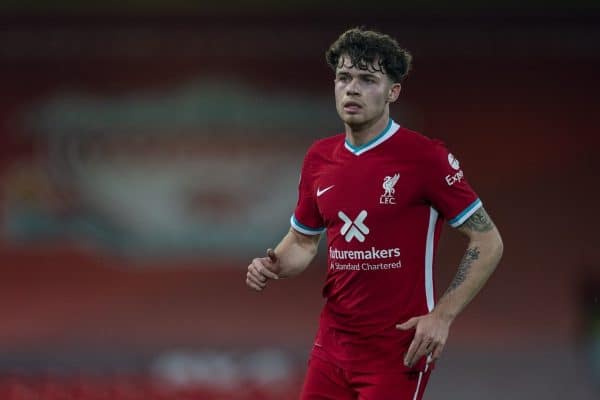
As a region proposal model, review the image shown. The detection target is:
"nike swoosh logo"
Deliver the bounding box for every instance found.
[317,185,335,197]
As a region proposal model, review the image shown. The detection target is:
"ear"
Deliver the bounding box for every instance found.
[387,83,402,103]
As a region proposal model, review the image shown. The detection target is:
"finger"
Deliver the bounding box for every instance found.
[248,272,267,287]
[425,340,436,354]
[267,248,278,263]
[247,272,267,287]
[430,342,445,362]
[250,258,275,279]
[396,317,418,331]
[246,277,264,291]
[411,338,433,367]
[404,336,421,367]
[246,274,266,291]
[249,265,267,282]
[255,260,279,280]
[265,249,281,275]
[247,270,267,286]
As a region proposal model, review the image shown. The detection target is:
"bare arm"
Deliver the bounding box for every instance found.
[397,207,503,367]
[434,206,503,323]
[246,228,321,291]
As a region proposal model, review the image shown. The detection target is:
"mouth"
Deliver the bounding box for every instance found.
[343,101,363,113]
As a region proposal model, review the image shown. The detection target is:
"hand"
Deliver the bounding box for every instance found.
[246,248,280,291]
[396,312,451,368]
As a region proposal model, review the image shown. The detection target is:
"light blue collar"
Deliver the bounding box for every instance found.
[344,119,400,156]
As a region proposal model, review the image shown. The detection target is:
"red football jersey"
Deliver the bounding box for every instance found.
[291,119,482,373]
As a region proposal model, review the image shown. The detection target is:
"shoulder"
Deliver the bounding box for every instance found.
[307,133,345,153]
[304,133,345,159]
[395,127,448,160]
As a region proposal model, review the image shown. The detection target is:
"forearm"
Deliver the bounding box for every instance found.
[434,228,503,323]
[274,228,320,278]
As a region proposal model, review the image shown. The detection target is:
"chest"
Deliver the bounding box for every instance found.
[314,152,425,225]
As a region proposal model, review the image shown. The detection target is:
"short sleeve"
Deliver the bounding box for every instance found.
[424,140,482,228]
[290,149,325,235]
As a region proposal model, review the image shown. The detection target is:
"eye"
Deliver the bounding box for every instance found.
[362,76,376,83]
[337,74,350,82]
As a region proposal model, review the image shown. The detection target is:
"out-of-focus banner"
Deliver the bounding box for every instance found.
[2,78,338,258]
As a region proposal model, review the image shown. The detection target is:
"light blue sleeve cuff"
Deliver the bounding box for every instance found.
[448,199,483,228]
[290,215,325,235]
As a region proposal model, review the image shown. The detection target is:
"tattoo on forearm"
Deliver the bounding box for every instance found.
[462,208,494,232]
[445,246,480,294]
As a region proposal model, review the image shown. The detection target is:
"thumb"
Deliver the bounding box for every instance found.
[266,248,278,263]
[396,317,419,330]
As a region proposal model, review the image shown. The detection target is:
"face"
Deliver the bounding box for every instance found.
[334,55,401,129]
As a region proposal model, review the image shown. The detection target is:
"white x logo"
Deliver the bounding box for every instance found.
[338,210,369,242]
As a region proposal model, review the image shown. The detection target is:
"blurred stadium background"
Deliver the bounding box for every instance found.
[0,1,598,399]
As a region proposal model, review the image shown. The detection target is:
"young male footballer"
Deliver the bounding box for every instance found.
[246,27,503,399]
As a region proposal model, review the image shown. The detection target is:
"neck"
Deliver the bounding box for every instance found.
[345,112,390,147]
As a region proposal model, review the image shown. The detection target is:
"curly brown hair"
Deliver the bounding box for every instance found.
[325,27,412,83]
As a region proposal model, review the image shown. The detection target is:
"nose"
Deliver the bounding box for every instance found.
[346,78,361,96]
